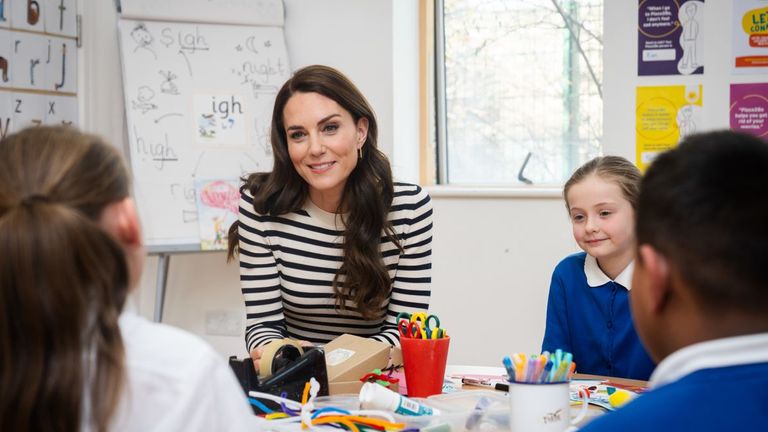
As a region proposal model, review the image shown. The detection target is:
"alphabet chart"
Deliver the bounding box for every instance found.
[0,0,78,138]
[117,18,290,249]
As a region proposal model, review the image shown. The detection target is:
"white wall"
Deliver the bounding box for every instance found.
[428,190,576,364]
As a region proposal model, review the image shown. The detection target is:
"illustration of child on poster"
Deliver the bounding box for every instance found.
[636,85,703,171]
[638,0,705,76]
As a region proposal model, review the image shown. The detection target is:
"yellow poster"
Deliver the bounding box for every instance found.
[635,85,703,171]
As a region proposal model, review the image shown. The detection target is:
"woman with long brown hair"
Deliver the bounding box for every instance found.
[228,65,433,368]
[0,126,253,431]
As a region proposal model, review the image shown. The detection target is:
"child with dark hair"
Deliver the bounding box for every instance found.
[581,130,768,430]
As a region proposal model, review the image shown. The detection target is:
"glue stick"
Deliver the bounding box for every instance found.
[359,382,439,416]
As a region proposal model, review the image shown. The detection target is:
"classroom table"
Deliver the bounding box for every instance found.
[445,365,649,427]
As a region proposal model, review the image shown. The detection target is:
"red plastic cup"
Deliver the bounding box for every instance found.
[400,336,450,397]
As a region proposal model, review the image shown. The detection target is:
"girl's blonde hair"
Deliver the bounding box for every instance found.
[563,156,642,212]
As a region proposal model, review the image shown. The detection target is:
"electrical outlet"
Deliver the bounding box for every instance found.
[205,310,242,336]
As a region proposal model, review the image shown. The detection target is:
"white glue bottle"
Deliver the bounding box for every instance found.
[359,382,439,416]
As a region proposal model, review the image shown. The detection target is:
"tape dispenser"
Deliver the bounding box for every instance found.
[229,338,329,402]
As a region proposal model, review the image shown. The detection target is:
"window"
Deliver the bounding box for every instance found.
[436,0,603,185]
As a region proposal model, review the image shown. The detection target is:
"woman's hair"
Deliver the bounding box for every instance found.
[0,126,131,432]
[228,64,400,319]
[562,156,642,213]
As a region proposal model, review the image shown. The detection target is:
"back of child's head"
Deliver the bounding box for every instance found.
[637,130,768,314]
[563,156,642,213]
[0,126,131,431]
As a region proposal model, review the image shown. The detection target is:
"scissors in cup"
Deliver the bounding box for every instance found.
[397,312,444,339]
[399,320,425,339]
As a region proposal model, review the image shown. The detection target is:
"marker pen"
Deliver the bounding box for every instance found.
[461,378,509,392]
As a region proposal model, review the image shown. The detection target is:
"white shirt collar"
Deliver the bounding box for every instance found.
[584,254,634,290]
[650,332,768,388]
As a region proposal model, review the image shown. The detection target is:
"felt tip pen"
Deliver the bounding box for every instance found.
[553,359,570,382]
[461,378,509,392]
[502,356,516,382]
[539,359,554,383]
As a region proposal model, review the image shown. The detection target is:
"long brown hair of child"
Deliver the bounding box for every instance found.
[227,65,402,320]
[0,126,131,432]
[563,155,642,213]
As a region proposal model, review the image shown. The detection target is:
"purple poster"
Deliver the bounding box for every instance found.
[638,0,704,76]
[731,83,768,139]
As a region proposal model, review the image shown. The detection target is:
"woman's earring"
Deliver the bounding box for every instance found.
[358,147,363,159]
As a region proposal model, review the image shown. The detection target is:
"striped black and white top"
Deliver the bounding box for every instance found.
[237,182,433,353]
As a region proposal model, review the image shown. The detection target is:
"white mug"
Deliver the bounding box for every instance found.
[508,381,588,432]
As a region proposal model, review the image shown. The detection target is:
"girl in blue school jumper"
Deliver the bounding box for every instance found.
[581,131,768,431]
[542,156,655,380]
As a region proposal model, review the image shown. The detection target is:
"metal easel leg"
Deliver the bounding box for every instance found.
[153,253,170,322]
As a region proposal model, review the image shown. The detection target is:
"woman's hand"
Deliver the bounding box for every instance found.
[250,346,267,373]
[250,339,313,373]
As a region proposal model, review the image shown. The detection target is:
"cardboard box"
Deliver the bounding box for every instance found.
[324,334,396,395]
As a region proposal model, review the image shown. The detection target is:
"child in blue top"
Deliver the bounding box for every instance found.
[542,156,655,380]
[581,130,768,431]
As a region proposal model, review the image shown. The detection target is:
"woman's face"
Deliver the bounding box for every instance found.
[283,91,368,212]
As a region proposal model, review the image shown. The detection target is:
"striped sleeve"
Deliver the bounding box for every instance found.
[372,184,433,346]
[237,191,287,353]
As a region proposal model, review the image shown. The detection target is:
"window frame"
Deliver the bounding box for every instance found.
[430,0,604,189]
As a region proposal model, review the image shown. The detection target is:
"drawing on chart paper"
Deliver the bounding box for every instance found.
[131,23,157,59]
[195,179,239,250]
[245,36,259,54]
[193,94,246,145]
[117,19,288,247]
[154,112,183,124]
[160,26,210,54]
[198,114,216,138]
[132,125,179,171]
[232,59,284,98]
[159,70,179,94]
[132,86,158,114]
